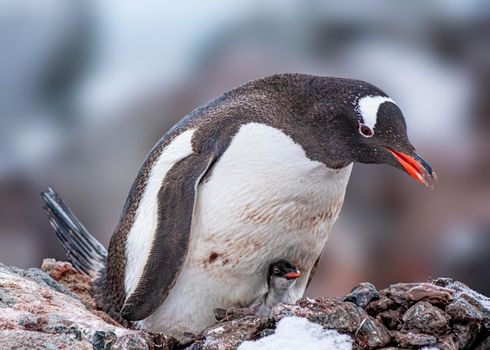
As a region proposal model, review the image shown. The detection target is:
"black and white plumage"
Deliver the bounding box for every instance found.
[42,73,436,339]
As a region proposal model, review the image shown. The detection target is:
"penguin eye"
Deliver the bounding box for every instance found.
[359,123,374,138]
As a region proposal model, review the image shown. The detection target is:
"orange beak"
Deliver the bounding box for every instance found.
[386,148,437,188]
[284,271,301,280]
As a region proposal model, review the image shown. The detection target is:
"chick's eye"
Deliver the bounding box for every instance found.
[359,124,374,137]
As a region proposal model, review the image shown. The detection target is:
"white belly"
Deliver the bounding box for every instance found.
[137,123,352,337]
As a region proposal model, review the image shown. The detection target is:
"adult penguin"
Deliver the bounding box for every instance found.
[42,73,436,339]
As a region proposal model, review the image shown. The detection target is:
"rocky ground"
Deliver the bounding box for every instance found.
[0,259,488,350]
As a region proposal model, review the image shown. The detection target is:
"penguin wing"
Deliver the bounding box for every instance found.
[120,152,217,320]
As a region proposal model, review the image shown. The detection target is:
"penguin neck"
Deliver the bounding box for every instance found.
[265,278,293,307]
[239,75,358,169]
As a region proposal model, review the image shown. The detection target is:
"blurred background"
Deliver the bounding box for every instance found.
[1,0,489,296]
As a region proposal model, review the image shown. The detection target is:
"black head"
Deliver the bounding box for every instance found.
[269,259,301,281]
[301,76,437,187]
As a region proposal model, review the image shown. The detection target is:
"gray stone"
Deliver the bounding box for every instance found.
[272,297,390,349]
[1,260,490,350]
[402,301,450,335]
[344,282,379,308]
[0,260,167,350]
[391,330,437,347]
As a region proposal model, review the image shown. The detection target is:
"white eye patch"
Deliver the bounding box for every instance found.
[357,95,395,130]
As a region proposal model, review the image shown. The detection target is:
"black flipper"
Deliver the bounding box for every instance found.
[120,153,217,320]
[41,188,107,279]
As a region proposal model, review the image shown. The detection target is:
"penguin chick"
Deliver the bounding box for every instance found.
[251,260,302,316]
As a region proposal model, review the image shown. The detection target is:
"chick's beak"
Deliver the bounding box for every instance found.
[386,148,437,188]
[284,271,301,280]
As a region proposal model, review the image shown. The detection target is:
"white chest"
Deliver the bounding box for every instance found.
[139,123,352,336]
[190,123,352,273]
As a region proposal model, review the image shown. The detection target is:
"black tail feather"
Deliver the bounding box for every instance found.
[41,188,107,279]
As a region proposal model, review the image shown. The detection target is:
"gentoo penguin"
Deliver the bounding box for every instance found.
[251,259,302,316]
[42,73,436,339]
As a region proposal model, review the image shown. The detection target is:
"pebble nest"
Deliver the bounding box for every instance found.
[0,259,488,349]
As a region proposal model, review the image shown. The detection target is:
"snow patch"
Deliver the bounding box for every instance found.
[238,316,352,350]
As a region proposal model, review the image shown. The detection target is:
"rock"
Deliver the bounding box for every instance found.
[377,310,403,330]
[257,328,275,338]
[446,298,485,322]
[1,260,489,349]
[344,282,379,308]
[452,323,480,349]
[436,334,459,350]
[213,308,228,321]
[474,336,490,350]
[272,297,391,349]
[0,261,171,349]
[188,315,274,350]
[366,296,396,314]
[402,301,450,335]
[41,258,95,309]
[273,297,362,333]
[402,301,451,335]
[379,283,419,309]
[407,283,453,305]
[391,330,437,347]
[432,278,490,318]
[355,316,391,349]
[0,330,92,349]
